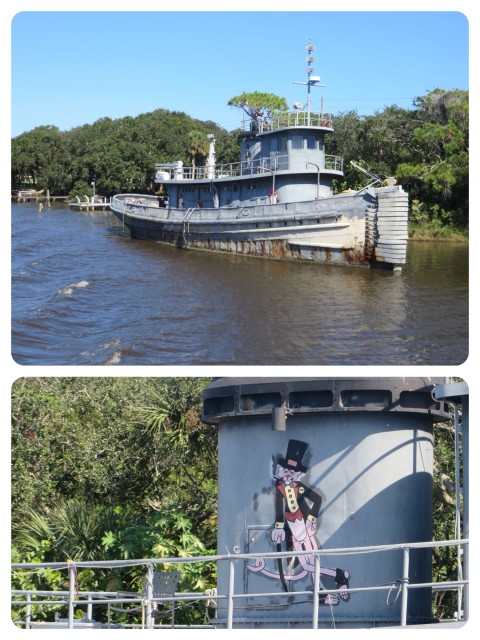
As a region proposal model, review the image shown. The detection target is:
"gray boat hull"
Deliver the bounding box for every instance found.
[110,185,408,269]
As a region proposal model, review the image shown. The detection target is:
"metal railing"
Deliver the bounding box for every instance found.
[242,112,334,133]
[170,154,343,181]
[12,538,468,629]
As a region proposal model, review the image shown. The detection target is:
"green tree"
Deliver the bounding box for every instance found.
[215,128,242,165]
[130,378,217,542]
[11,377,216,626]
[11,377,215,535]
[11,125,72,193]
[186,130,209,173]
[228,91,289,128]
[396,89,468,232]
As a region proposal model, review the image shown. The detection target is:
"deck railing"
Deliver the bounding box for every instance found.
[170,153,343,181]
[12,537,468,630]
[241,112,334,134]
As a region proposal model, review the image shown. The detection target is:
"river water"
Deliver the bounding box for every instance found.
[11,203,468,366]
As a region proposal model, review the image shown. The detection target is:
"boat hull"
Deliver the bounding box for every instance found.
[110,187,408,269]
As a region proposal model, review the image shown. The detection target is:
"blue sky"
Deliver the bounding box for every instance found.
[10,9,470,138]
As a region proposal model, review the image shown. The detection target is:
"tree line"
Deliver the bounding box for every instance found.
[11,377,463,623]
[11,88,468,237]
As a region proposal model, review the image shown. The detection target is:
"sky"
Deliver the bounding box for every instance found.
[8,7,471,138]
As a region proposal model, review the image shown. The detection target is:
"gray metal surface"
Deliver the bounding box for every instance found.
[203,377,450,423]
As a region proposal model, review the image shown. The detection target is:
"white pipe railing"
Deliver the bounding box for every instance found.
[241,112,334,133]
[12,538,468,629]
[155,154,343,182]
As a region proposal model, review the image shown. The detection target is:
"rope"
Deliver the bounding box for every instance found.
[327,595,336,629]
[386,578,408,606]
[204,588,217,623]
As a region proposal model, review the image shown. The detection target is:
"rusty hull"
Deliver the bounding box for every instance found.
[179,234,370,267]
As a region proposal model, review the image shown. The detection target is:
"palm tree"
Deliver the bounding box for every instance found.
[186,130,208,175]
[12,502,120,561]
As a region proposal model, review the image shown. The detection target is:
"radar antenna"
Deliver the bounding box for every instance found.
[293,40,325,126]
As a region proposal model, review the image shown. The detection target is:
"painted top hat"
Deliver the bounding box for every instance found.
[278,439,309,473]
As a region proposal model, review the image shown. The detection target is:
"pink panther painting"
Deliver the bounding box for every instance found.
[248,439,351,605]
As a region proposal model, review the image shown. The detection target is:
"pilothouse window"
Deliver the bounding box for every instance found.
[291,136,303,150]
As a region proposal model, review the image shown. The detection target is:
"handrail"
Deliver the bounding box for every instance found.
[159,154,343,181]
[11,537,468,570]
[241,112,334,133]
[12,538,468,629]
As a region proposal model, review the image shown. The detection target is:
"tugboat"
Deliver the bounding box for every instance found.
[110,42,408,269]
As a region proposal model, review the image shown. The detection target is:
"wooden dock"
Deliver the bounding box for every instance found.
[12,192,110,210]
[13,192,69,203]
[68,199,110,211]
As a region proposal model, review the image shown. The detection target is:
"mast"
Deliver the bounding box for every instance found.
[293,40,325,126]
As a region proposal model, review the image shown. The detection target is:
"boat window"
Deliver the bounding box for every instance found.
[204,395,235,416]
[399,391,441,411]
[340,389,392,408]
[307,136,316,150]
[240,392,282,412]
[279,137,287,151]
[291,135,303,150]
[289,390,333,409]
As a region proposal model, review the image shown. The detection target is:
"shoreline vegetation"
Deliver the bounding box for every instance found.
[409,226,468,241]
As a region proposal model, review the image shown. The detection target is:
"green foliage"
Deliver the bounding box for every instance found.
[11,377,216,625]
[186,130,209,170]
[100,507,209,561]
[12,502,216,625]
[432,417,464,619]
[12,542,67,623]
[327,90,468,233]
[395,90,468,231]
[67,181,94,200]
[11,377,215,537]
[228,91,289,119]
[408,200,467,239]
[11,110,235,197]
[11,125,72,194]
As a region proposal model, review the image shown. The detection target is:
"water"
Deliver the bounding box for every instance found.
[11,203,468,366]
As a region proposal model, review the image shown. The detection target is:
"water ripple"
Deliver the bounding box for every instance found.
[11,204,468,365]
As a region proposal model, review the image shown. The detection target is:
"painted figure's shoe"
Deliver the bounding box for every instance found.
[318,592,340,606]
[335,568,351,601]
